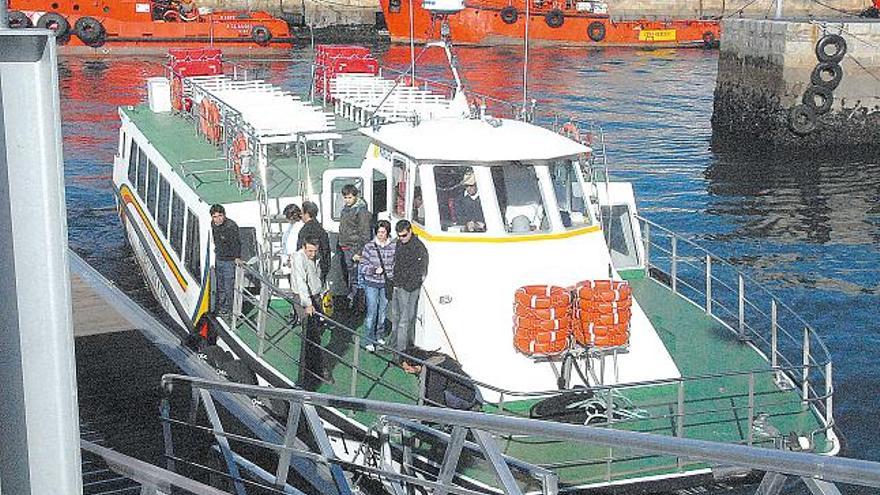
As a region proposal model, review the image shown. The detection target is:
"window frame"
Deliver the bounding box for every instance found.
[127,140,139,186]
[169,192,185,257]
[184,208,201,280]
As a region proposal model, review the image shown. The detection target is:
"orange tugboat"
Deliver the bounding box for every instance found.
[8,0,292,51]
[379,0,720,47]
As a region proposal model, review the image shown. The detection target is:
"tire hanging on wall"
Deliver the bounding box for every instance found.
[810,62,843,90]
[251,25,272,46]
[587,21,606,42]
[702,31,716,48]
[8,10,33,28]
[802,84,833,115]
[788,104,817,136]
[75,16,107,47]
[815,34,847,63]
[500,6,518,24]
[37,13,71,41]
[545,9,564,28]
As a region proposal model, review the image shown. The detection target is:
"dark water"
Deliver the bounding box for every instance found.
[61,46,880,481]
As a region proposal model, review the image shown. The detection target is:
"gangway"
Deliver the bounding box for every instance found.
[160,373,880,495]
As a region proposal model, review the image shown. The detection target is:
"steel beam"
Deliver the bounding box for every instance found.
[803,477,843,495]
[472,429,523,495]
[755,472,787,495]
[435,426,467,495]
[200,390,247,495]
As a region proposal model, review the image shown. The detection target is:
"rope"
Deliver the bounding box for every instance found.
[807,0,859,16]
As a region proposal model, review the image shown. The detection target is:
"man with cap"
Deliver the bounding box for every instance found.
[454,170,485,232]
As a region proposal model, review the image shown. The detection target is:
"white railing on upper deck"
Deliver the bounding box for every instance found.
[327,73,456,125]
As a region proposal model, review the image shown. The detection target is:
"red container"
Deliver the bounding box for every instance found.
[169,48,223,77]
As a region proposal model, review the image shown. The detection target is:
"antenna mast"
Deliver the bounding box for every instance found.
[522,0,530,119]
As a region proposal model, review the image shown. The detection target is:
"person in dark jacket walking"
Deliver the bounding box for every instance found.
[296,201,331,285]
[401,347,482,410]
[210,204,240,315]
[391,220,428,352]
[338,184,372,307]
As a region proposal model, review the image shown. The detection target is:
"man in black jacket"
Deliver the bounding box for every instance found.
[210,204,240,315]
[401,347,481,410]
[391,220,428,352]
[296,201,331,285]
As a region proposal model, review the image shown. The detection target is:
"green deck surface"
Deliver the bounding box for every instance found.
[124,105,371,205]
[231,277,831,489]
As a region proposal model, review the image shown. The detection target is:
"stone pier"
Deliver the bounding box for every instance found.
[712,18,880,154]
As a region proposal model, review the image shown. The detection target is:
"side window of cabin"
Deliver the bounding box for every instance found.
[550,160,590,229]
[169,192,185,257]
[412,167,424,225]
[492,164,550,233]
[185,209,201,279]
[601,204,640,269]
[136,149,148,198]
[127,141,138,186]
[391,158,408,218]
[434,165,481,232]
[147,161,159,215]
[330,177,363,221]
[157,177,171,236]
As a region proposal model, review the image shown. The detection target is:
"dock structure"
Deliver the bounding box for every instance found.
[711,18,880,154]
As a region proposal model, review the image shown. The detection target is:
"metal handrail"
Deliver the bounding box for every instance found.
[161,374,880,490]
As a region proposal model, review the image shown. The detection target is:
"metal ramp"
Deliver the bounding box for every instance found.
[157,373,880,495]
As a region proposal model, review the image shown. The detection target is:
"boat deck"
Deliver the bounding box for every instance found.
[229,275,832,488]
[123,105,371,205]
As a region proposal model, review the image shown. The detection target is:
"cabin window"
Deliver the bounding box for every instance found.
[372,169,388,216]
[391,158,408,218]
[412,167,424,225]
[434,165,484,232]
[601,205,640,269]
[549,160,591,229]
[330,177,364,221]
[491,164,550,233]
[157,177,171,235]
[169,192,185,257]
[127,141,138,186]
[185,209,201,280]
[147,161,159,215]
[136,148,148,199]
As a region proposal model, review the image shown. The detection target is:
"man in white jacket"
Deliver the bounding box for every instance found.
[291,235,330,386]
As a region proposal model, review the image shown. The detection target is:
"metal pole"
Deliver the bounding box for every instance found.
[802,328,810,406]
[0,0,7,28]
[670,236,677,293]
[408,0,415,86]
[771,300,778,369]
[0,31,83,494]
[825,362,833,427]
[705,255,712,315]
[747,373,755,446]
[643,223,650,276]
[775,0,783,19]
[738,275,745,340]
[521,0,530,118]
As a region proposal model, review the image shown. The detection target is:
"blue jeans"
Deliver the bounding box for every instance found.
[215,259,235,313]
[363,285,388,345]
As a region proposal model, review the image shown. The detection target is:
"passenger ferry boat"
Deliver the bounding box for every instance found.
[378,0,720,47]
[8,0,291,51]
[111,46,838,492]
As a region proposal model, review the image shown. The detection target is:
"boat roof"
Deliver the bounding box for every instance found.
[361,117,590,162]
[121,105,370,205]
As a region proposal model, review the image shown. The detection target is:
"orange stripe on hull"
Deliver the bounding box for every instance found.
[380,0,720,46]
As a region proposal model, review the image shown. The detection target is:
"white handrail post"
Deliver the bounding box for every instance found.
[747,373,755,446]
[350,335,360,399]
[705,255,712,315]
[256,282,269,356]
[802,327,810,407]
[771,300,778,368]
[825,362,834,427]
[738,275,745,340]
[670,236,677,293]
[643,222,651,276]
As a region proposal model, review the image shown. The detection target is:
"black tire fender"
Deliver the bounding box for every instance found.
[788,104,817,136]
[815,34,847,63]
[251,24,272,46]
[802,84,833,115]
[702,30,716,48]
[810,62,843,90]
[545,9,564,28]
[8,11,33,28]
[587,21,606,42]
[38,13,71,40]
[500,5,518,24]
[75,16,107,47]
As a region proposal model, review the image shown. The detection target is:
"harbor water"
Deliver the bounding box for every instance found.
[63,46,880,484]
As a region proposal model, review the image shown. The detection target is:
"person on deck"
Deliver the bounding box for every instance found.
[359,220,396,351]
[291,235,331,386]
[297,201,331,285]
[281,203,303,265]
[338,184,372,309]
[400,347,482,410]
[390,220,428,353]
[454,171,485,232]
[210,204,240,317]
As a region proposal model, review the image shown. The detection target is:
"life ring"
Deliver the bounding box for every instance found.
[576,282,632,302]
[171,77,183,112]
[802,84,833,115]
[8,11,33,28]
[515,315,574,332]
[577,299,632,312]
[514,304,571,320]
[578,310,631,326]
[788,104,817,136]
[515,326,570,344]
[37,13,71,40]
[587,21,606,42]
[514,285,571,309]
[560,122,581,142]
[75,16,107,47]
[815,34,847,64]
[810,62,843,90]
[545,9,564,28]
[500,6,518,24]
[230,133,253,188]
[199,99,211,136]
[251,25,272,46]
[514,334,568,355]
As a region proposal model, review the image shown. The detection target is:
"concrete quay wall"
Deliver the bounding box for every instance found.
[712,18,880,153]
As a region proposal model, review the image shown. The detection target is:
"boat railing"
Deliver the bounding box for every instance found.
[159,373,880,495]
[634,215,834,438]
[232,256,833,457]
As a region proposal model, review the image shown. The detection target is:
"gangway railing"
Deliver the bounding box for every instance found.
[160,374,880,495]
[635,215,835,442]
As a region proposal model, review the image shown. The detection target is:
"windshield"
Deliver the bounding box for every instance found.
[491,164,549,233]
[549,158,592,229]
